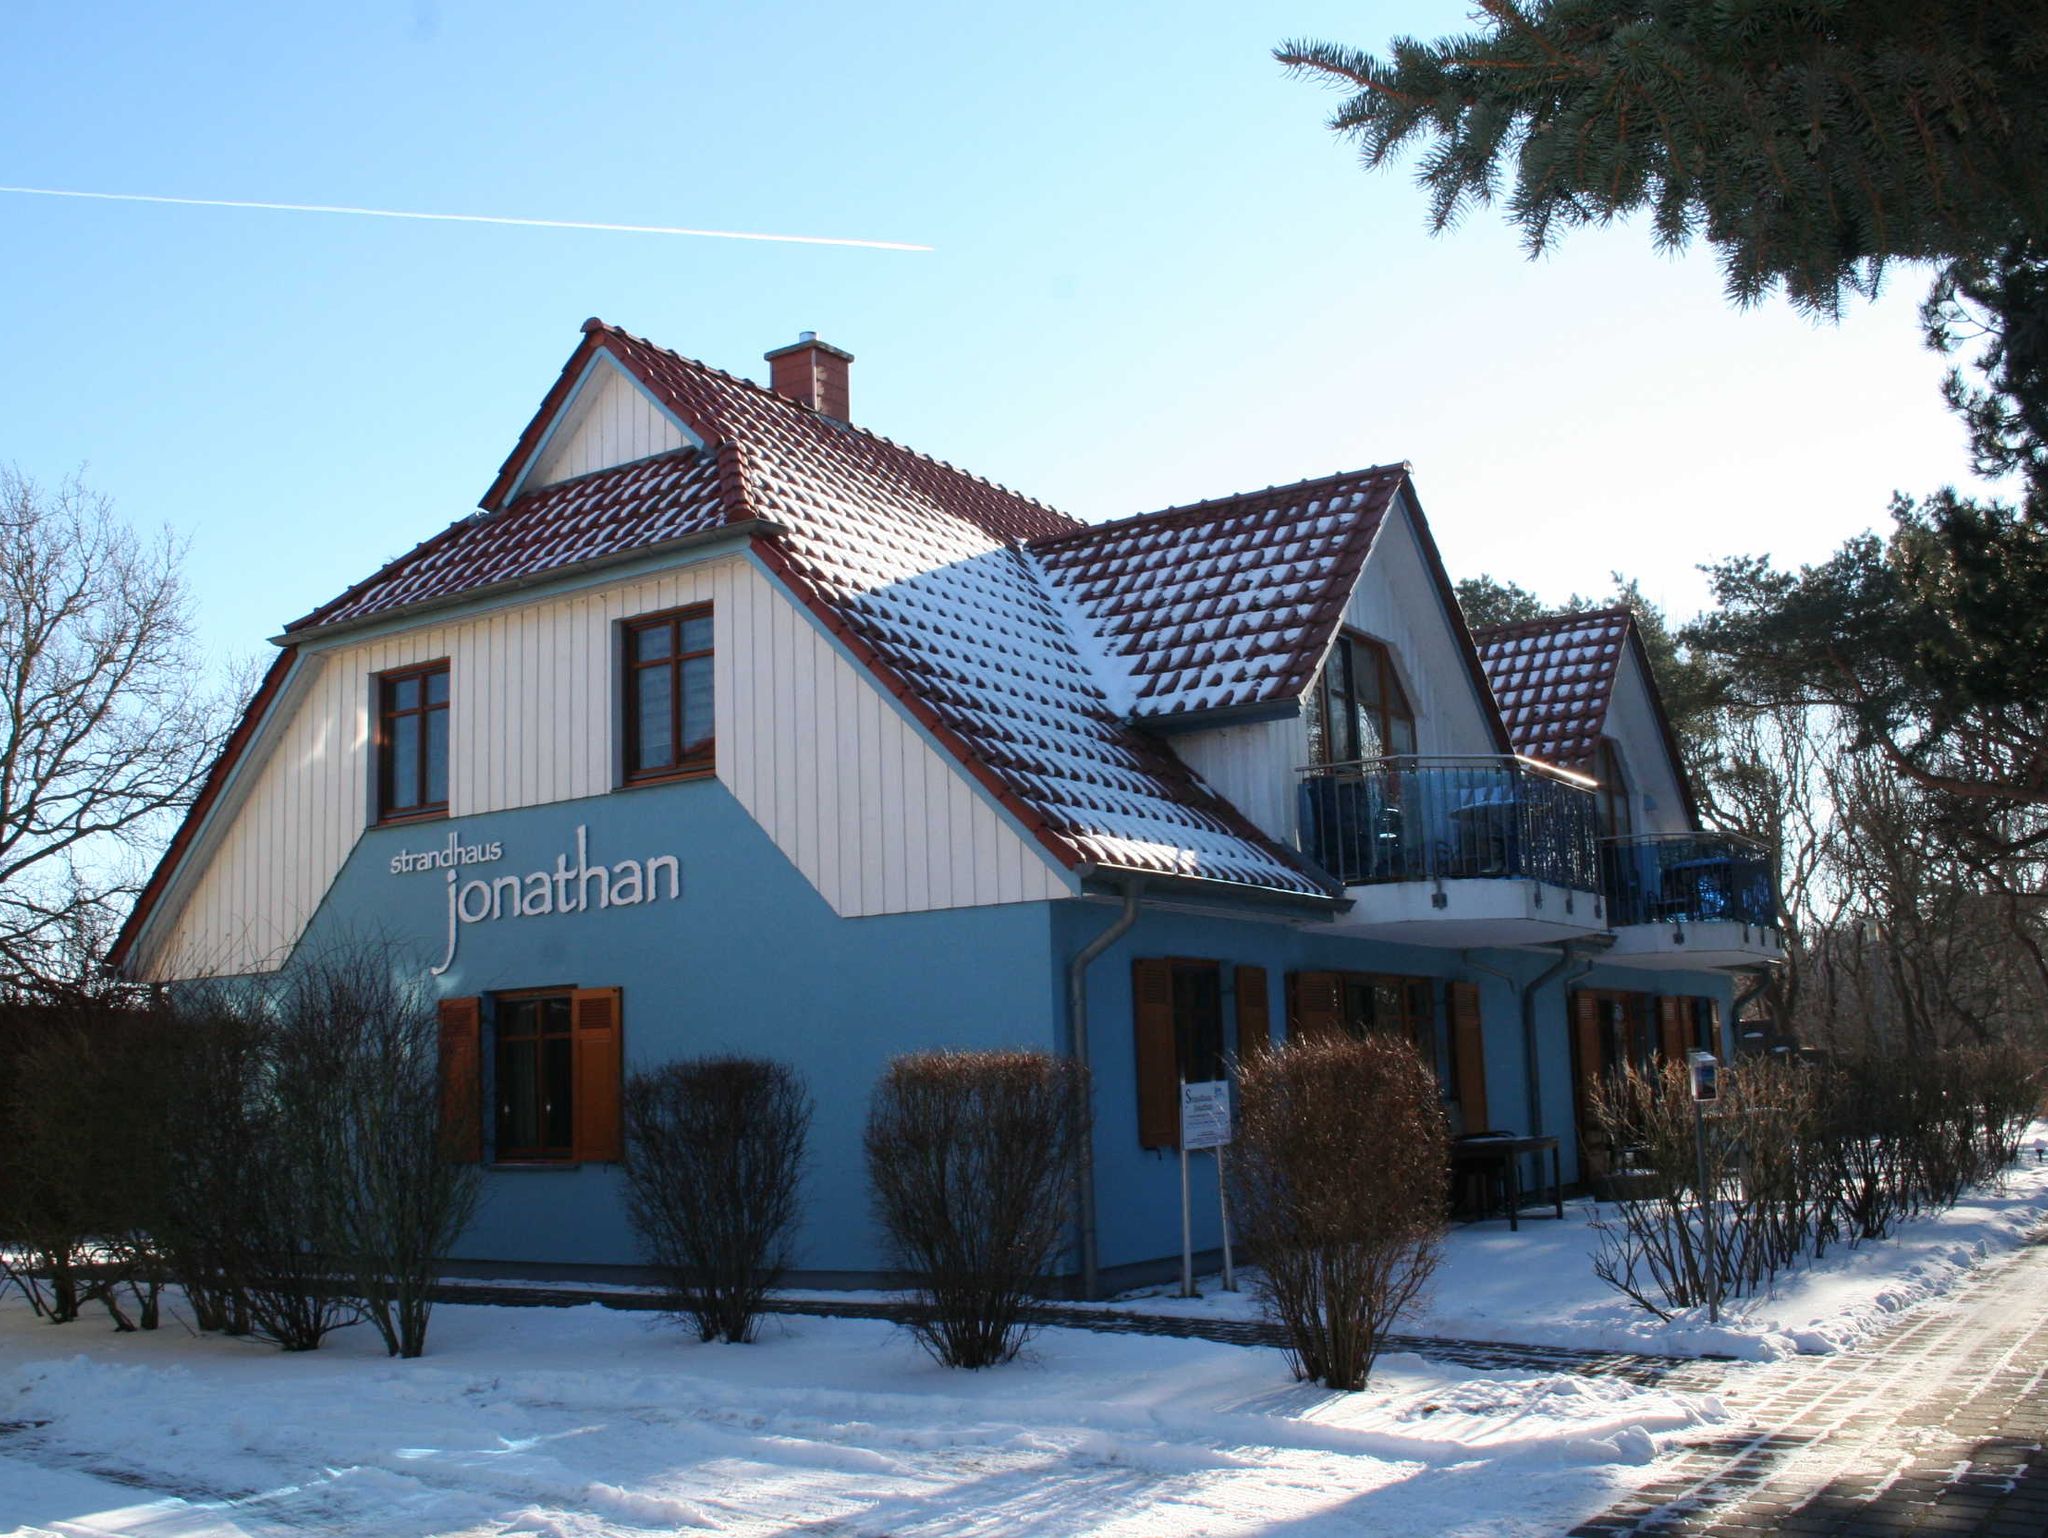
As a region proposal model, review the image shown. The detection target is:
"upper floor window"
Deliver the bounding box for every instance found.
[1307,632,1415,764]
[377,661,449,821]
[1596,740,1633,838]
[623,605,714,781]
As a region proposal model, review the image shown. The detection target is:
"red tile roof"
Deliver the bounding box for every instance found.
[271,322,1342,904]
[1029,467,1406,719]
[294,450,733,632]
[1471,608,1633,769]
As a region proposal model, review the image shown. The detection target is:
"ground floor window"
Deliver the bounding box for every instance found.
[1288,969,1441,1082]
[436,988,624,1165]
[496,992,575,1160]
[1132,957,1231,1149]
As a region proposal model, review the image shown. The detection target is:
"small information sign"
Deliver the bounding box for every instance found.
[1689,1051,1720,1103]
[1180,1080,1233,1150]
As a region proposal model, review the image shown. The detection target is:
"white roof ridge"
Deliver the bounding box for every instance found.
[1019,546,1140,720]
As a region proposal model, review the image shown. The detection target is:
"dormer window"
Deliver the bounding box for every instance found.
[1307,632,1416,764]
[1596,739,1632,837]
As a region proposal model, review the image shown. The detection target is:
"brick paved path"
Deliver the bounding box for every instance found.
[1573,1231,2048,1537]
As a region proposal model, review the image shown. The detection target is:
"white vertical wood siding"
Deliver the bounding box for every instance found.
[1169,497,1500,851]
[141,558,1070,981]
[1341,500,1499,758]
[526,360,691,489]
[1171,717,1306,846]
[1603,648,1691,833]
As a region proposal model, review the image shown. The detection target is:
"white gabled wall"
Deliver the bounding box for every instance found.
[1170,716,1303,845]
[1340,497,1499,758]
[525,358,693,489]
[1170,495,1500,849]
[1602,646,1691,834]
[139,558,1070,981]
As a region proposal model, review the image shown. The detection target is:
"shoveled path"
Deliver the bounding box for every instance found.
[1572,1228,2048,1537]
[427,1277,1723,1388]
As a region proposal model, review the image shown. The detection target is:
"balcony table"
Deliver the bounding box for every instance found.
[1449,1133,1563,1232]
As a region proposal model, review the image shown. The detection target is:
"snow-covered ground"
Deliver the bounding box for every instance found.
[1,1138,2041,1537]
[1105,1126,2048,1364]
[0,1299,1718,1537]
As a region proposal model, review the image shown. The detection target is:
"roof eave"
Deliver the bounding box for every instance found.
[1073,861,1343,910]
[1136,697,1301,735]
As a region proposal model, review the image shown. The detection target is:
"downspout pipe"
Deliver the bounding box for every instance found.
[1519,941,1603,1139]
[1066,879,1144,1301]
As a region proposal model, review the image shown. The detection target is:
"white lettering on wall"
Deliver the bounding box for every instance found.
[389,831,504,875]
[424,825,679,976]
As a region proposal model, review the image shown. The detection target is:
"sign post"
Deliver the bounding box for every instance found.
[1689,1051,1720,1325]
[1179,1079,1235,1298]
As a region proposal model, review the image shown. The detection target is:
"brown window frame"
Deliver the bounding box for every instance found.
[1596,739,1633,838]
[1307,630,1416,765]
[375,660,450,824]
[493,990,576,1162]
[622,604,715,785]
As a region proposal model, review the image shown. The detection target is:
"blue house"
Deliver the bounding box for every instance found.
[111,322,1780,1291]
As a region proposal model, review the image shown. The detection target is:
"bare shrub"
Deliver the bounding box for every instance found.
[1593,1047,2042,1319]
[1959,1042,2041,1176]
[623,1057,811,1344]
[1588,1061,1736,1317]
[152,947,481,1356]
[1232,1035,1448,1391]
[1723,1056,1823,1278]
[864,1050,1083,1369]
[1811,1055,1915,1244]
[151,993,271,1335]
[0,995,172,1329]
[271,947,484,1358]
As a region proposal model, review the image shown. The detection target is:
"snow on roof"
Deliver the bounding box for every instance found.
[282,322,1342,900]
[1470,609,1632,769]
[293,450,734,631]
[1029,467,1407,719]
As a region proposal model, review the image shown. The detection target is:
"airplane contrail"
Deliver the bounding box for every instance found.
[0,184,932,251]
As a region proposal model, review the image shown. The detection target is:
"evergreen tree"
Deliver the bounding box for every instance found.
[1285,5,2048,852]
[1453,574,1546,629]
[1278,2,2048,317]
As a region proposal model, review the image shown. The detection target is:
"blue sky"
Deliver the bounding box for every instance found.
[1,1,1982,674]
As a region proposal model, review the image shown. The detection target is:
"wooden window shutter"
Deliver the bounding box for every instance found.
[1133,959,1178,1150]
[1287,971,1344,1043]
[1570,989,1604,1151]
[1449,982,1489,1131]
[1407,981,1434,1068]
[1658,997,1688,1065]
[437,996,483,1163]
[571,986,624,1163]
[1235,965,1270,1063]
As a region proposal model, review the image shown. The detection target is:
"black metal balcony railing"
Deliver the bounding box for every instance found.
[1297,756,1602,892]
[1601,833,1777,929]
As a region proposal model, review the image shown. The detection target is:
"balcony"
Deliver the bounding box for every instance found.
[1297,757,1607,946]
[1600,832,1783,969]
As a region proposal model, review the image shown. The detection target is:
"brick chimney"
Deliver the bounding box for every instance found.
[764,332,853,419]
